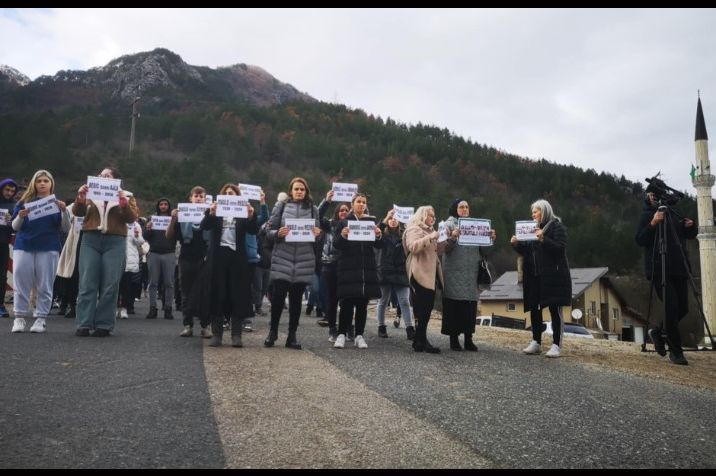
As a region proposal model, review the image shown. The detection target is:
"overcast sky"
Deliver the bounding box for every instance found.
[2,8,715,194]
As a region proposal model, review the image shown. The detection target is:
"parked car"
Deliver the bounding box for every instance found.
[540,321,594,339]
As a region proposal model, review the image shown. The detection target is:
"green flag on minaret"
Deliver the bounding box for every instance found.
[690,164,697,180]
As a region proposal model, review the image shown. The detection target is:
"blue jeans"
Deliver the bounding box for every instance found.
[377,285,413,328]
[76,232,126,331]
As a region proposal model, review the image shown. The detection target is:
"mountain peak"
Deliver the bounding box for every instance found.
[0,64,31,91]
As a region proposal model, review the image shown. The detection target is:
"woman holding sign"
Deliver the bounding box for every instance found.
[200,184,258,347]
[9,170,69,333]
[510,199,572,358]
[403,206,446,353]
[332,192,383,349]
[74,167,137,337]
[263,177,321,350]
[441,199,496,351]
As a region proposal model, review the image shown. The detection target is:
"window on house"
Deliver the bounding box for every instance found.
[612,308,619,320]
[507,303,516,312]
[590,301,597,315]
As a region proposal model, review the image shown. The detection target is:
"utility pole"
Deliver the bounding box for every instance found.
[129,95,140,154]
[693,93,716,348]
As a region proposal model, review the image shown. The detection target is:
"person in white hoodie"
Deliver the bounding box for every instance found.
[117,192,144,319]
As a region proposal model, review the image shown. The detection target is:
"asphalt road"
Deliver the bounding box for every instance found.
[1,296,714,468]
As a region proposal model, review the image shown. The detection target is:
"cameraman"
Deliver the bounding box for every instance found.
[635,192,697,365]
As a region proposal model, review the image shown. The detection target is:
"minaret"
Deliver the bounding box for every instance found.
[693,94,716,348]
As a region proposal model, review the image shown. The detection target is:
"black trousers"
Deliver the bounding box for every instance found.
[0,242,8,301]
[210,247,249,336]
[320,263,339,329]
[179,256,203,327]
[119,271,140,309]
[653,275,688,352]
[530,305,563,347]
[410,277,436,346]
[270,279,306,335]
[339,297,368,336]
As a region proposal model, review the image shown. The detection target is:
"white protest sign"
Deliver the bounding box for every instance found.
[177,203,210,223]
[216,195,249,218]
[332,182,358,202]
[347,220,376,242]
[0,208,8,226]
[238,184,263,201]
[86,176,121,202]
[516,220,539,241]
[458,218,492,246]
[437,221,448,243]
[25,195,60,221]
[151,215,172,231]
[285,218,316,242]
[74,217,84,232]
[205,195,213,204]
[393,205,414,224]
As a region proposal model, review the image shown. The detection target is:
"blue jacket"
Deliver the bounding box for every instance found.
[245,203,269,264]
[12,200,65,252]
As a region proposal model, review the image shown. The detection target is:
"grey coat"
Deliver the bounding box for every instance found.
[440,216,488,301]
[268,200,320,285]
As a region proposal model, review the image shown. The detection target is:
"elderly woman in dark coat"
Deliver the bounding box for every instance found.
[510,199,572,358]
[332,192,383,350]
[441,198,496,351]
[263,177,322,350]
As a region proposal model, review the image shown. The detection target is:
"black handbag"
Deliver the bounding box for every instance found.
[477,258,493,290]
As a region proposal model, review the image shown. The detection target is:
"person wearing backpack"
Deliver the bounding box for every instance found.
[263,178,321,350]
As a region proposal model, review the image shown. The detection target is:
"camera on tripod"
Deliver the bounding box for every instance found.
[645,174,684,206]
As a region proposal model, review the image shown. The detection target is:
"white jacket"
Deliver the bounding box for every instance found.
[125,222,145,273]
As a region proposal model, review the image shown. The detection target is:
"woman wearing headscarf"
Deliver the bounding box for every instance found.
[441,198,496,351]
[10,170,69,333]
[403,206,446,353]
[510,199,572,358]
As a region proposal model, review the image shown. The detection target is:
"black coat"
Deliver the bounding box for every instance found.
[333,213,383,300]
[185,211,258,323]
[375,223,409,287]
[635,199,698,279]
[513,219,572,312]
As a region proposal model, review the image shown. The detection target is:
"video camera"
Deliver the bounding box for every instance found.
[645,174,684,206]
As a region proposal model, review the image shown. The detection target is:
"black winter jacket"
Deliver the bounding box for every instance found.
[375,222,409,287]
[333,212,383,299]
[635,199,697,279]
[513,219,572,311]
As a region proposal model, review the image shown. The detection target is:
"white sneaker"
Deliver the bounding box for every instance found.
[119,308,128,319]
[355,335,368,349]
[545,344,561,358]
[180,325,193,337]
[200,327,213,339]
[12,318,26,333]
[334,334,346,349]
[30,318,46,333]
[522,340,541,355]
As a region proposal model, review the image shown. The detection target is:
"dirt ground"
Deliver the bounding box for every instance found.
[425,314,716,391]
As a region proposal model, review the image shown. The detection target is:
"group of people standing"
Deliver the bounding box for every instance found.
[2,167,588,359]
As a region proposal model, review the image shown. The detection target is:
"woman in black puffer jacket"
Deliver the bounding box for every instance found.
[332,193,383,349]
[510,199,571,358]
[375,209,414,340]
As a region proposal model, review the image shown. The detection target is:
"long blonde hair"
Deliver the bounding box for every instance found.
[407,206,435,229]
[19,169,54,204]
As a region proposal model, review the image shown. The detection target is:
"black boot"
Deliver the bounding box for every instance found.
[231,329,243,348]
[264,329,278,347]
[424,340,441,354]
[406,326,415,340]
[285,332,302,350]
[145,306,158,319]
[464,333,478,352]
[450,335,463,351]
[163,307,174,320]
[378,325,388,338]
[316,308,324,317]
[306,305,313,316]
